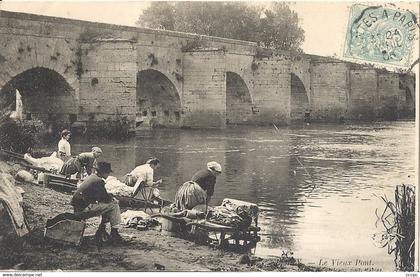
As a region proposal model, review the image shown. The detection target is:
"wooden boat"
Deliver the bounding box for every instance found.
[0,149,78,192]
[41,173,78,192]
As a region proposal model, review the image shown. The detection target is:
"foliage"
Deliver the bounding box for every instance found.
[373,184,415,271]
[180,37,204,52]
[102,116,131,140]
[75,46,84,79]
[257,3,305,51]
[136,2,305,52]
[78,29,110,43]
[136,1,176,30]
[0,119,38,153]
[39,121,72,144]
[86,115,131,141]
[148,53,159,66]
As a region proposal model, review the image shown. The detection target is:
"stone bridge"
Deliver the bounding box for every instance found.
[0,11,415,130]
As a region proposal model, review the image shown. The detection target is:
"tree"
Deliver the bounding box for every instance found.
[135,2,176,30]
[136,2,304,52]
[258,3,305,51]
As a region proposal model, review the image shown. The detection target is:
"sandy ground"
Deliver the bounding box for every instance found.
[0,160,329,272]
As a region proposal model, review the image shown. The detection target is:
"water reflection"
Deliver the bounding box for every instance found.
[39,122,415,271]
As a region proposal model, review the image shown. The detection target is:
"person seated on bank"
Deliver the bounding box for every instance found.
[174,161,222,211]
[125,157,162,198]
[70,161,123,242]
[59,147,103,179]
[58,129,71,162]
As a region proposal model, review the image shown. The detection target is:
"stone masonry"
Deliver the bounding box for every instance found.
[0,11,415,130]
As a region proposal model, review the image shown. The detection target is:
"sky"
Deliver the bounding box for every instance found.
[0,1,418,58]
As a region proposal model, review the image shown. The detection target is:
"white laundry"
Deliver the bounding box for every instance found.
[24,152,63,172]
[120,210,150,226]
[105,176,133,197]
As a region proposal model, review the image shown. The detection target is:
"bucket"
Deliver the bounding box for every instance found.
[155,216,184,233]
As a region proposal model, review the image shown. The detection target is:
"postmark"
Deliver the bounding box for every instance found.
[344,4,418,68]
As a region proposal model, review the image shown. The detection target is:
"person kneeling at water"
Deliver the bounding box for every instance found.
[60,147,102,179]
[70,161,123,242]
[124,158,162,199]
[174,161,222,210]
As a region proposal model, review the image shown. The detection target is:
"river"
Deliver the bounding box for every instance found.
[40,121,416,271]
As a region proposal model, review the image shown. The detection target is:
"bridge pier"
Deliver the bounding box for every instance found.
[0,10,415,131]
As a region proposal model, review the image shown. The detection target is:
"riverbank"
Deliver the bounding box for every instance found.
[0,159,330,272]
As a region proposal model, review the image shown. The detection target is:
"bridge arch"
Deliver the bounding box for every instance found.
[226,71,253,125]
[290,73,309,121]
[400,78,415,117]
[136,69,182,128]
[0,67,78,124]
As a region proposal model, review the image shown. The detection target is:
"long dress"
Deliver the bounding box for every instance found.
[173,181,207,210]
[59,152,96,176]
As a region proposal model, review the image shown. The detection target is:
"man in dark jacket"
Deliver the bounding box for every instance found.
[71,161,122,242]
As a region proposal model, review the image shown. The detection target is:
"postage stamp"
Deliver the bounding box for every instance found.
[344,4,418,68]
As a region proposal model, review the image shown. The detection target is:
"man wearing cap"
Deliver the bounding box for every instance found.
[59,147,103,179]
[58,129,71,162]
[71,161,123,242]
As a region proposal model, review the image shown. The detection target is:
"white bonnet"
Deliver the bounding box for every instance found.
[207,161,222,173]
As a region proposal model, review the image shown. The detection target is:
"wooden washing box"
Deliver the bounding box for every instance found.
[44,219,85,246]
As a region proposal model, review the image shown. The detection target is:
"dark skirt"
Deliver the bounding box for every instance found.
[59,157,81,176]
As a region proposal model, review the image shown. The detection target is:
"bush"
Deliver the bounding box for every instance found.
[85,116,131,141]
[0,119,38,153]
[103,116,131,139]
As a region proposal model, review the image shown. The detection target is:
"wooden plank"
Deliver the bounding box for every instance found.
[48,179,78,186]
[48,182,77,189]
[44,173,78,185]
[229,232,261,241]
[21,163,53,173]
[150,213,189,224]
[186,221,234,232]
[0,150,54,173]
[116,195,161,209]
[44,173,78,192]
[0,149,24,159]
[48,179,77,186]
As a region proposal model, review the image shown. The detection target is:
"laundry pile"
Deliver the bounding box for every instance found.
[164,198,256,230]
[206,205,252,230]
[121,210,159,230]
[15,169,35,183]
[24,152,63,172]
[220,198,259,225]
[105,176,133,197]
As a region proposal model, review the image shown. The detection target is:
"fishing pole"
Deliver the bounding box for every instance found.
[295,156,312,181]
[294,156,317,193]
